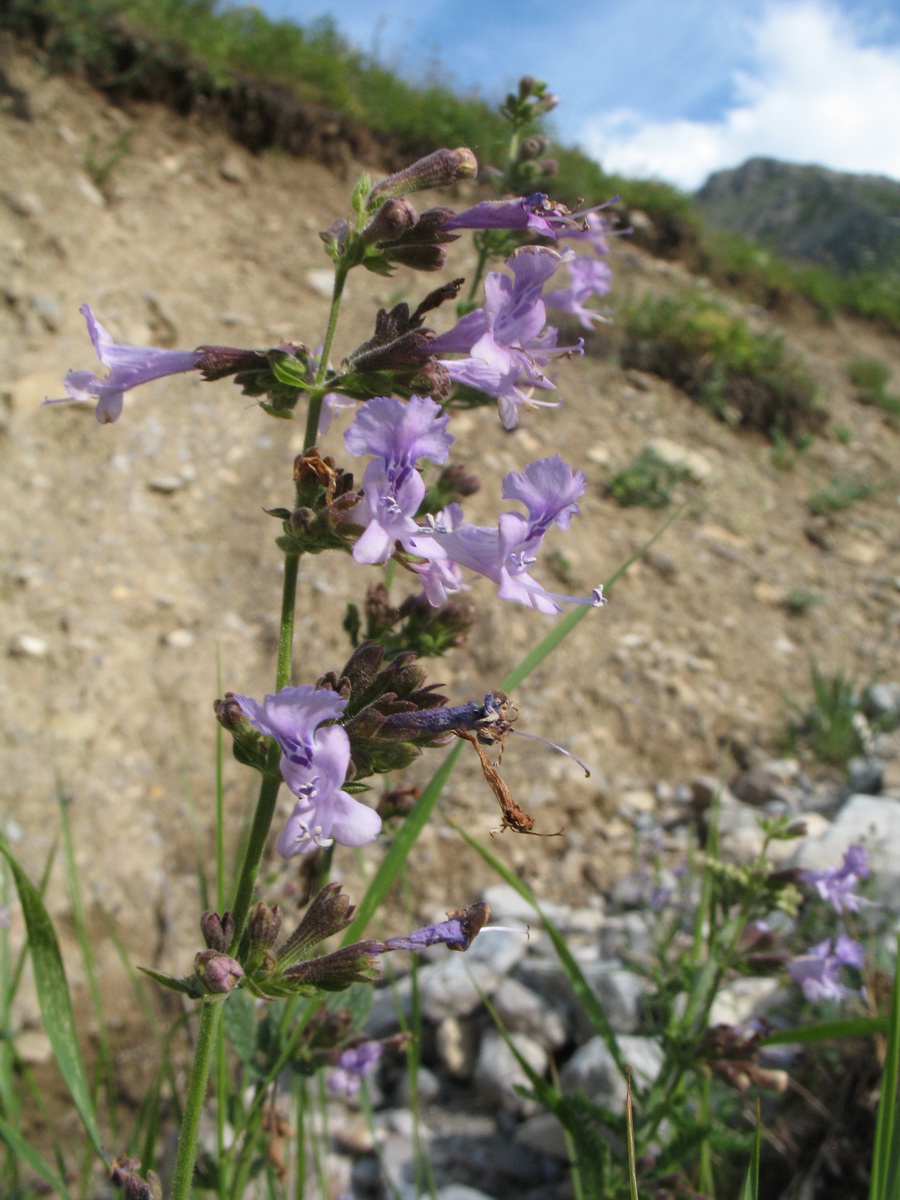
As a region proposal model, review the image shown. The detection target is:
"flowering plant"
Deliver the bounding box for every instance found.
[18,75,619,1198]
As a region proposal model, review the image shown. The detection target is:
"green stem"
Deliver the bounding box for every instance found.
[228,550,300,945]
[169,1000,224,1200]
[304,262,349,450]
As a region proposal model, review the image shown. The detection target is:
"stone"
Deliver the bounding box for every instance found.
[847,756,884,796]
[434,1015,479,1079]
[8,632,48,658]
[491,976,568,1050]
[163,629,196,650]
[645,437,714,482]
[513,1111,569,1160]
[473,1029,546,1115]
[708,977,784,1027]
[219,151,250,183]
[417,929,528,1021]
[867,683,900,719]
[559,1035,663,1112]
[2,189,43,217]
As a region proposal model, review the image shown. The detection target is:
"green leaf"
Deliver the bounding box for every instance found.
[0,1114,70,1198]
[138,965,204,998]
[0,838,105,1160]
[222,987,257,1063]
[764,1016,886,1045]
[447,817,630,1082]
[871,933,900,1200]
[737,1100,761,1200]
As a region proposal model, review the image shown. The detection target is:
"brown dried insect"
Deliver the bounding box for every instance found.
[456,729,564,838]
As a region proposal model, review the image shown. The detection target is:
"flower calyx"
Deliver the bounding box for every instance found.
[343,582,475,660]
[316,641,449,779]
[271,448,358,557]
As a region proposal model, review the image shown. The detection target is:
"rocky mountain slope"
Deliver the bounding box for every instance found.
[695,155,900,274]
[1,40,899,1054]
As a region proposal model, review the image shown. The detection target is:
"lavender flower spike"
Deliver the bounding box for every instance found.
[232,686,381,856]
[800,843,873,914]
[328,1041,383,1097]
[788,934,865,1004]
[431,246,582,428]
[406,455,606,615]
[44,305,202,424]
[344,394,453,565]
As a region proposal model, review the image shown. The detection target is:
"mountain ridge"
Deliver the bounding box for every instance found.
[694,155,900,275]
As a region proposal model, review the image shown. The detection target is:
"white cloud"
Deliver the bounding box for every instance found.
[580,0,900,189]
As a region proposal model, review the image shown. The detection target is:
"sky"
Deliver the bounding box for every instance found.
[250,0,900,191]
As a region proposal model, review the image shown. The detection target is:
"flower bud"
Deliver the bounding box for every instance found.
[249,901,283,951]
[384,244,448,272]
[194,949,244,994]
[109,1158,163,1200]
[281,940,383,990]
[200,909,235,952]
[517,134,550,162]
[361,198,418,246]
[368,148,477,204]
[276,882,356,967]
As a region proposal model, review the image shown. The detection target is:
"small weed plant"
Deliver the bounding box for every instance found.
[608,447,693,508]
[807,472,878,515]
[621,289,824,438]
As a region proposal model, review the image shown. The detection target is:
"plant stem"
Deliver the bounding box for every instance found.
[304,261,349,449]
[169,1000,224,1200]
[228,549,300,945]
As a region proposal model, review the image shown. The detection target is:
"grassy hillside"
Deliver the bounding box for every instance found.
[4,0,900,330]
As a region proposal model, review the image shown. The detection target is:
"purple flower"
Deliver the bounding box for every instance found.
[556,210,613,256]
[232,686,381,856]
[444,193,598,238]
[544,255,613,330]
[430,246,582,429]
[344,394,453,564]
[328,1040,383,1097]
[788,935,865,1004]
[800,844,873,914]
[44,305,201,424]
[382,900,491,952]
[405,455,606,615]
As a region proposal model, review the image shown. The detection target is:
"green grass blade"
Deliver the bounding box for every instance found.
[0,1114,71,1198]
[447,816,629,1080]
[341,741,463,944]
[764,1016,886,1045]
[737,1100,761,1200]
[57,791,119,1139]
[0,837,105,1160]
[871,934,900,1200]
[501,506,682,693]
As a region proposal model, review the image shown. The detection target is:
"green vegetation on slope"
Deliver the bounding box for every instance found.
[5,0,900,332]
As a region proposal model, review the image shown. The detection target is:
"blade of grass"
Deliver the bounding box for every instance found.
[345,509,681,943]
[56,789,119,1141]
[764,1016,886,1045]
[447,815,629,1080]
[0,1115,71,1199]
[0,836,105,1160]
[737,1100,761,1200]
[871,933,900,1200]
[625,1071,640,1200]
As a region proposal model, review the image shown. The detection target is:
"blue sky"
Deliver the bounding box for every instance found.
[250,0,900,189]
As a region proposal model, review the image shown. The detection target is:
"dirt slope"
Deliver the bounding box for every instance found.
[1,45,899,1040]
